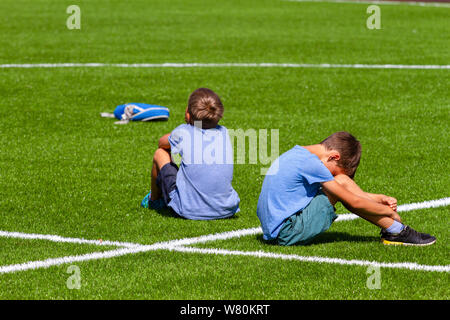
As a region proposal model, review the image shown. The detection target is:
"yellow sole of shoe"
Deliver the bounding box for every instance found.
[381,239,436,246]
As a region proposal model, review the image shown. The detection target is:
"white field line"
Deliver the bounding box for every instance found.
[0,227,262,250]
[335,197,450,222]
[395,197,450,212]
[2,229,449,274]
[0,197,448,274]
[0,229,264,274]
[170,246,450,273]
[285,0,450,8]
[0,244,167,274]
[0,231,140,248]
[0,63,449,70]
[160,227,263,247]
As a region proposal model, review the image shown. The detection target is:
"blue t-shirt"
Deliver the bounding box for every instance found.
[257,146,334,240]
[167,123,240,220]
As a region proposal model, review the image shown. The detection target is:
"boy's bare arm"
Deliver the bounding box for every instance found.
[158,133,171,150]
[333,174,398,211]
[321,179,400,222]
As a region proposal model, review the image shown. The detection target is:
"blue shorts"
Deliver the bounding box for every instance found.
[277,191,337,246]
[156,162,178,206]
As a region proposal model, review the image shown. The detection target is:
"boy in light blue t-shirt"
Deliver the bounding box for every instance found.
[141,88,240,220]
[257,132,436,246]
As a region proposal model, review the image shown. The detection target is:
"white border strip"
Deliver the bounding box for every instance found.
[0,63,449,70]
[285,0,450,8]
[2,239,448,274]
[336,197,450,222]
[0,244,166,274]
[0,197,448,274]
[395,197,450,212]
[161,227,263,247]
[0,230,140,248]
[171,246,450,272]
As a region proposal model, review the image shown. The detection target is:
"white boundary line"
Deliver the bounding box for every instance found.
[285,0,450,8]
[0,230,140,248]
[0,244,165,274]
[335,197,450,222]
[0,197,449,274]
[0,63,449,70]
[394,197,450,212]
[170,246,450,272]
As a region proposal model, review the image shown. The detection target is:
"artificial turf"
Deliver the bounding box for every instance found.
[0,0,448,299]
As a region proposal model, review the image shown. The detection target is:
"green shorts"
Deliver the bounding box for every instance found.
[277,191,337,246]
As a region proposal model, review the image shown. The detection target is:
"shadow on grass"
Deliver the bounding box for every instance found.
[257,231,378,246]
[152,208,240,220]
[154,208,181,219]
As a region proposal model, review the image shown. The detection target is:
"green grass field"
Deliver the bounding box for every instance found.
[0,0,449,300]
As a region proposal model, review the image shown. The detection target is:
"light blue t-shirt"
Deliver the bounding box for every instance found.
[167,123,240,220]
[257,146,334,240]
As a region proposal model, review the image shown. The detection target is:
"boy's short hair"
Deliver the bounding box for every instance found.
[321,131,362,178]
[187,88,224,129]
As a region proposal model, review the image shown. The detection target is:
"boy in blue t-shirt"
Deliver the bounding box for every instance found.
[257,132,436,246]
[141,88,240,220]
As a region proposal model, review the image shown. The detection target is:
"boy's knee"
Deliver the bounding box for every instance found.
[153,148,171,167]
[154,147,170,158]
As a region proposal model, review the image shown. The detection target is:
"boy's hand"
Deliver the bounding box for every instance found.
[381,196,401,221]
[381,196,397,212]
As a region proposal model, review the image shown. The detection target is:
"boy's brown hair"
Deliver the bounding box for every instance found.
[187,88,224,129]
[321,131,362,178]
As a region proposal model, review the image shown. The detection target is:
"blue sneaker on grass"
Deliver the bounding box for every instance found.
[141,192,166,210]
